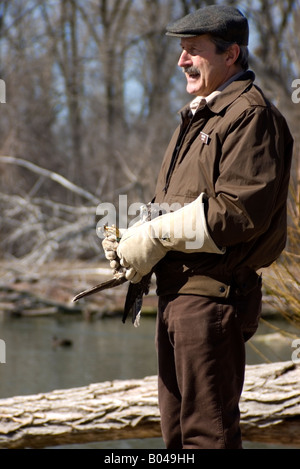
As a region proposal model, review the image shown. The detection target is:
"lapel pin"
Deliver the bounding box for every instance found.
[200,132,210,145]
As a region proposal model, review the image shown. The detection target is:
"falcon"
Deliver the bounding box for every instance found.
[72,224,153,327]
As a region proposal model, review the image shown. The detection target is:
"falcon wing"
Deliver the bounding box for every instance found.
[72,276,127,302]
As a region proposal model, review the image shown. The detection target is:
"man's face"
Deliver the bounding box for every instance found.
[178,35,233,97]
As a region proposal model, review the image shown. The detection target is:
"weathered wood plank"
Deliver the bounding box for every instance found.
[0,362,299,449]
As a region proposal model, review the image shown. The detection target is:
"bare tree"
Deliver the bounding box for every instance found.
[0,0,299,264]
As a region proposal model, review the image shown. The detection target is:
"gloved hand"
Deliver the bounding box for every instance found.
[101,220,144,271]
[117,193,226,283]
[102,227,125,270]
[102,235,119,267]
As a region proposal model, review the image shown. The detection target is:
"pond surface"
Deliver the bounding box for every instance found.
[0,311,298,449]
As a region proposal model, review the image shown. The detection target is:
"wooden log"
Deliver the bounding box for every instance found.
[0,361,299,449]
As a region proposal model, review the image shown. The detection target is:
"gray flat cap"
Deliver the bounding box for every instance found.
[166,5,249,46]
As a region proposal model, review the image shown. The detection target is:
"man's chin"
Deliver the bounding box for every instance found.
[186,78,203,94]
[186,85,202,95]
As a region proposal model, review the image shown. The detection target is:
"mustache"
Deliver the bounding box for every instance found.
[182,66,201,75]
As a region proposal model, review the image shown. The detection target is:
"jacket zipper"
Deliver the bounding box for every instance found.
[163,110,194,194]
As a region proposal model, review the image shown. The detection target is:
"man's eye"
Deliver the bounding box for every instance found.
[181,46,201,56]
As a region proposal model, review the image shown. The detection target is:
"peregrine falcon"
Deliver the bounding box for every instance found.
[72,225,152,327]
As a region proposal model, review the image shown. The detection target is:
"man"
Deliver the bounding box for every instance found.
[103,5,293,449]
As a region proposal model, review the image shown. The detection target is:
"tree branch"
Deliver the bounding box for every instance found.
[0,156,100,205]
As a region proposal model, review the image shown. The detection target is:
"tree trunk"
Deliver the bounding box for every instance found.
[0,361,299,449]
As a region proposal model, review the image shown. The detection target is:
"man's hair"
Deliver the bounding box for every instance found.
[209,36,249,70]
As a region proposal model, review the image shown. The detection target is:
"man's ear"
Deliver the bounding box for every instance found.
[225,43,240,66]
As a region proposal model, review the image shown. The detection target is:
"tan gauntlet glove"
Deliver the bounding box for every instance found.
[117,193,225,283]
[101,227,126,270]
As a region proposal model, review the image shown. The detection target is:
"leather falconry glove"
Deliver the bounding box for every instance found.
[102,230,125,269]
[102,221,143,270]
[117,193,226,284]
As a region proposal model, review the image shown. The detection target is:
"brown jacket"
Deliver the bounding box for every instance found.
[153,71,293,297]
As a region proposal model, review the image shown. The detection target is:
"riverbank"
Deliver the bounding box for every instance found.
[0,260,285,320]
[0,260,148,319]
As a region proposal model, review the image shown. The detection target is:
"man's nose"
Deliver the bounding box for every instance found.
[178,50,192,68]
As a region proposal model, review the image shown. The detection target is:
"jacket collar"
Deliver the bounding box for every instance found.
[178,70,255,116]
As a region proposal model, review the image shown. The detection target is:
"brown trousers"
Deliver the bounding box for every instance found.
[155,286,262,449]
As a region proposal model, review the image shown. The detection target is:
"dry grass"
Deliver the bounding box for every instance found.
[263,178,300,331]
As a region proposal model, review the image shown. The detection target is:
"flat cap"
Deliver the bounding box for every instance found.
[166,5,249,46]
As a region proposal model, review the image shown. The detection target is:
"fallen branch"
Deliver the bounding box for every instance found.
[0,190,98,263]
[0,361,299,449]
[0,156,100,205]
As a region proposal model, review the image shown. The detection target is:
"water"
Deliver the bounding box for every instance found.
[0,311,298,449]
[0,314,158,398]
